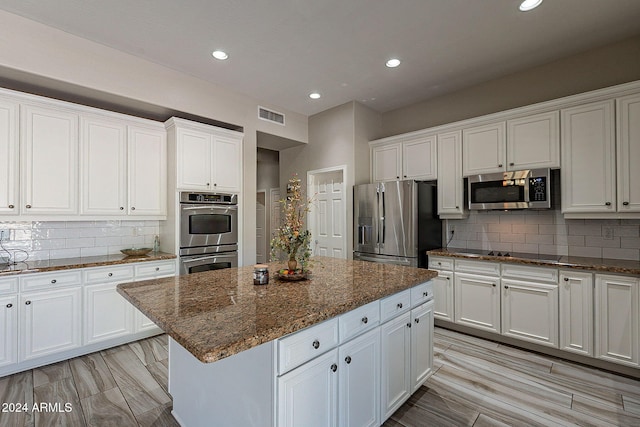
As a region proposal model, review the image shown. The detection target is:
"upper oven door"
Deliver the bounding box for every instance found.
[180,203,238,248]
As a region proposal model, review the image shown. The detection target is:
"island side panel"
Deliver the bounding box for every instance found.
[169,337,275,427]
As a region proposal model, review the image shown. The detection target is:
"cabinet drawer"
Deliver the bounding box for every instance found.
[134,261,176,279]
[411,281,434,308]
[20,270,82,292]
[278,318,339,375]
[428,256,453,271]
[455,259,500,276]
[501,264,558,283]
[83,265,134,284]
[0,276,18,295]
[339,300,379,343]
[380,289,411,323]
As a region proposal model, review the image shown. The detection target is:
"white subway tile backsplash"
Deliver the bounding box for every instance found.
[66,238,96,249]
[569,246,602,258]
[614,226,640,238]
[602,247,639,261]
[512,224,539,234]
[621,237,640,249]
[525,234,554,245]
[585,236,621,248]
[513,243,540,253]
[568,223,602,236]
[500,233,526,243]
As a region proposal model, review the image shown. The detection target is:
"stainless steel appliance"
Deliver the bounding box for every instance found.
[353,181,442,268]
[468,168,551,210]
[179,192,238,274]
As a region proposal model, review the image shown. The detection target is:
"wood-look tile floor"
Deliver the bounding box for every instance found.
[1,328,639,426]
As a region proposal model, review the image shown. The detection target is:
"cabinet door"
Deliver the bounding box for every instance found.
[176,127,212,191]
[128,125,167,216]
[380,312,411,421]
[0,295,17,367]
[454,273,500,333]
[507,111,560,170]
[0,98,18,215]
[436,131,466,218]
[617,94,640,212]
[80,116,127,215]
[21,104,78,214]
[501,278,559,347]
[402,136,436,180]
[212,133,242,192]
[595,274,639,366]
[20,287,82,360]
[559,270,593,356]
[411,301,434,393]
[433,271,454,321]
[277,348,338,427]
[372,143,402,182]
[561,100,616,214]
[338,329,380,427]
[462,122,506,175]
[84,283,133,344]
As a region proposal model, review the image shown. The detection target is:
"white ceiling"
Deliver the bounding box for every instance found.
[1,0,640,116]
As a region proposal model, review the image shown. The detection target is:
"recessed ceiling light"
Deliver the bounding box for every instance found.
[309,92,321,99]
[212,50,228,60]
[519,0,543,11]
[386,58,401,68]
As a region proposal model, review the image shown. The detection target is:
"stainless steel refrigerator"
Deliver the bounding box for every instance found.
[353,180,442,268]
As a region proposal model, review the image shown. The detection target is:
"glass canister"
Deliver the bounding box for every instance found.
[253,264,269,285]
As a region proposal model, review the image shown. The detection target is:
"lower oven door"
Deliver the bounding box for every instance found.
[180,252,238,275]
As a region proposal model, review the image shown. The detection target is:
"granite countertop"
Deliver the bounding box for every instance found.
[116,256,437,363]
[0,252,177,277]
[428,248,640,276]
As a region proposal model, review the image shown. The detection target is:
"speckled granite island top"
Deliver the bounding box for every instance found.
[428,248,640,276]
[117,256,437,363]
[0,252,176,276]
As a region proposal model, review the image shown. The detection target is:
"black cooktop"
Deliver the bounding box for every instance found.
[450,248,562,262]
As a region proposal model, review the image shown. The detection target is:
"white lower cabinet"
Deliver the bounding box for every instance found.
[133,260,176,333]
[20,287,82,361]
[595,274,639,366]
[432,270,453,321]
[277,348,339,427]
[454,272,501,333]
[410,301,434,393]
[0,295,18,368]
[380,311,411,421]
[84,283,133,344]
[559,270,593,356]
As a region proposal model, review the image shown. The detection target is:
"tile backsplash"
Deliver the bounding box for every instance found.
[445,210,640,261]
[0,220,159,263]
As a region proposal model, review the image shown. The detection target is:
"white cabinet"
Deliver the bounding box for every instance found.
[370,135,437,182]
[128,125,167,216]
[380,311,411,421]
[83,265,135,344]
[410,301,434,393]
[0,295,18,368]
[561,100,616,214]
[429,257,454,322]
[559,270,593,356]
[20,104,79,214]
[463,112,559,176]
[454,272,501,333]
[133,260,176,333]
[277,348,339,427]
[436,130,466,218]
[20,287,82,360]
[616,93,640,213]
[168,118,243,193]
[338,329,380,427]
[80,115,128,215]
[595,274,639,367]
[0,98,18,215]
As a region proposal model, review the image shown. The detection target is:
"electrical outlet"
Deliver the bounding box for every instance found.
[603,226,614,240]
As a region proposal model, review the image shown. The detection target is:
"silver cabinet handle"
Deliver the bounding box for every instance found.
[406,322,412,328]
[361,316,368,324]
[397,303,403,309]
[345,356,351,364]
[312,340,320,349]
[423,291,429,297]
[330,363,337,372]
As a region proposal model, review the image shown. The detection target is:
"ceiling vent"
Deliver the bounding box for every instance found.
[258,106,285,125]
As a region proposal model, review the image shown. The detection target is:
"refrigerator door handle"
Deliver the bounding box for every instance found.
[380,188,385,246]
[376,187,380,248]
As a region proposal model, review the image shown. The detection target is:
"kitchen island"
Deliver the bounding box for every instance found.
[117,256,437,427]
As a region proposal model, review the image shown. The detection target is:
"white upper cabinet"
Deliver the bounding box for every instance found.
[21,104,79,215]
[616,93,640,213]
[169,118,243,193]
[436,130,466,219]
[463,111,559,176]
[80,115,128,215]
[128,125,167,216]
[371,134,437,182]
[561,100,616,215]
[0,98,18,215]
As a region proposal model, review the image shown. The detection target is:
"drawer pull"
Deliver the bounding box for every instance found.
[25,301,31,305]
[155,267,160,271]
[312,340,320,349]
[25,204,31,209]
[120,207,124,210]
[361,316,368,324]
[330,363,337,372]
[131,207,136,211]
[564,277,569,282]
[406,322,411,328]
[492,284,496,287]
[623,201,630,206]
[51,279,57,284]
[415,318,420,324]
[605,202,611,206]
[8,204,14,209]
[423,291,429,297]
[397,303,403,309]
[6,303,12,308]
[504,285,509,289]
[345,356,351,364]
[108,273,113,277]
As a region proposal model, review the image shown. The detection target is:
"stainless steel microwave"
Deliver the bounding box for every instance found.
[468,168,551,210]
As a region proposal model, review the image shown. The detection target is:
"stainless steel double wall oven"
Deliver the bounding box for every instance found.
[179,192,238,274]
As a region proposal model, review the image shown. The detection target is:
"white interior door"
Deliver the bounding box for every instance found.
[256,191,266,263]
[308,168,346,259]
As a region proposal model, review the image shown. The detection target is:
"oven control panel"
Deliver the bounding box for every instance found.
[180,192,237,204]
